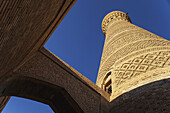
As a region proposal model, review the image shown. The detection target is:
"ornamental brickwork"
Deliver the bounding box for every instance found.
[97,11,170,100]
[0,2,169,112]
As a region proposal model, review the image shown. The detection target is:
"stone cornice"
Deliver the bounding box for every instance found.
[102,11,131,35]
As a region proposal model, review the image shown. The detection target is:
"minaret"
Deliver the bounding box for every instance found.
[97,11,170,100]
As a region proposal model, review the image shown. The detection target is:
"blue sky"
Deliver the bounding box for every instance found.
[2,0,170,112]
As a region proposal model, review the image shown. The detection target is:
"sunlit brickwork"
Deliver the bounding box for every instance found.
[97,11,170,100]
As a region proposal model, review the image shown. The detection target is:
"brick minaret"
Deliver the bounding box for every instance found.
[97,11,170,100]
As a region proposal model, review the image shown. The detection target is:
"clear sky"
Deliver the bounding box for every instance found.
[2,0,170,112]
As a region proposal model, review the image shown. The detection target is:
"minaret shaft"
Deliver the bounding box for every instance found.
[97,11,170,100]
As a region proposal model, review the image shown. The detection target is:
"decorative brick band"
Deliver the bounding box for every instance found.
[102,11,131,35]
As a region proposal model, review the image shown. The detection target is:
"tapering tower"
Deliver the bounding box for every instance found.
[97,11,170,100]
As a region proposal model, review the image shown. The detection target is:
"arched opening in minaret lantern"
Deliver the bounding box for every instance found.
[102,71,112,95]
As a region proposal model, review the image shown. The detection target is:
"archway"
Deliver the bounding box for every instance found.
[2,96,54,113]
[0,76,83,113]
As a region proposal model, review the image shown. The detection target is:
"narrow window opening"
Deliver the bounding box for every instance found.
[102,71,112,95]
[105,79,112,95]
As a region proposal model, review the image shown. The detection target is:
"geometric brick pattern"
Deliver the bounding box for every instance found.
[114,51,170,86]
